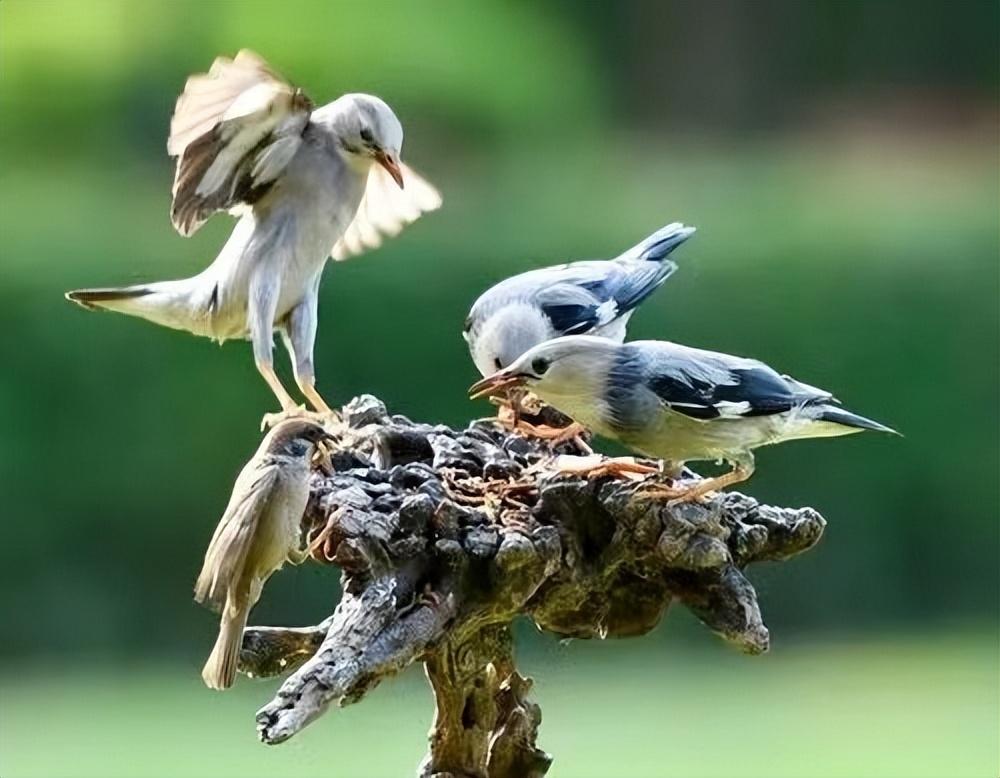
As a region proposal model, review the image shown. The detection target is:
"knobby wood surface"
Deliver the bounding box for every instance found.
[234,396,825,777]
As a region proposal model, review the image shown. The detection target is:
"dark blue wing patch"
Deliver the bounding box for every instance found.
[586,260,677,315]
[540,302,602,335]
[650,365,825,420]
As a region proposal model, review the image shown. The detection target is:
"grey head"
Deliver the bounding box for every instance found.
[463,222,696,378]
[311,93,405,185]
[263,418,331,459]
[464,303,555,378]
[469,335,622,424]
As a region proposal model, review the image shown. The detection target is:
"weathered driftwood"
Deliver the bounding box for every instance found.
[238,395,825,777]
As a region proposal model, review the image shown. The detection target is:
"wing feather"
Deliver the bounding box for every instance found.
[194,462,278,612]
[168,50,313,237]
[649,358,831,420]
[330,163,442,261]
[530,259,677,337]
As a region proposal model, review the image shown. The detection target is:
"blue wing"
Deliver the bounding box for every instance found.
[534,258,678,336]
[632,342,834,420]
[466,223,693,341]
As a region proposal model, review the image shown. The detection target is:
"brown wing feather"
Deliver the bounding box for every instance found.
[194,462,279,612]
[168,50,279,156]
[167,50,313,237]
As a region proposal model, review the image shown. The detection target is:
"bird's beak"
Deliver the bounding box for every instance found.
[375,150,404,189]
[468,370,525,400]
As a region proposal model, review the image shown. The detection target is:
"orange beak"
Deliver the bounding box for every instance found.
[375,150,404,189]
[468,370,526,400]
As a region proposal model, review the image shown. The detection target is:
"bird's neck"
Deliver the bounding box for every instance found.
[336,146,376,178]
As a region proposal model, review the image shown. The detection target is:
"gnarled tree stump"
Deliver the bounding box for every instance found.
[235,395,825,777]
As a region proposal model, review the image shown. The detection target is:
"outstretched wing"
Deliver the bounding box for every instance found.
[193,461,278,611]
[640,343,834,421]
[534,259,678,336]
[168,50,313,237]
[330,163,442,261]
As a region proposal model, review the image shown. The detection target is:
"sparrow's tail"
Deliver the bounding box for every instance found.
[618,222,697,263]
[202,598,250,691]
[65,278,202,333]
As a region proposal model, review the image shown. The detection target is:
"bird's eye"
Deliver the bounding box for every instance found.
[360,127,374,144]
[494,357,503,371]
[531,358,550,375]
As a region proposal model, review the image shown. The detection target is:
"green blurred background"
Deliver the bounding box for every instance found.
[1,1,997,776]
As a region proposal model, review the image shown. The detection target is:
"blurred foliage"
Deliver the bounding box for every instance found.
[0,0,996,669]
[2,631,997,777]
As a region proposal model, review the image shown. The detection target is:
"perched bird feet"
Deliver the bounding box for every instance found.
[260,406,344,434]
[638,480,710,504]
[552,454,660,481]
[639,465,752,505]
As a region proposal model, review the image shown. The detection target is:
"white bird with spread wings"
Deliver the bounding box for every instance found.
[67,50,441,422]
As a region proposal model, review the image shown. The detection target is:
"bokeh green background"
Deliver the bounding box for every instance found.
[1,1,997,776]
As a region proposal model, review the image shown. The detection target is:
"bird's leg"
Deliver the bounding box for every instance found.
[553,454,660,480]
[249,270,307,430]
[299,382,335,416]
[661,453,756,504]
[636,460,689,500]
[284,286,342,424]
[257,361,299,411]
[263,293,344,432]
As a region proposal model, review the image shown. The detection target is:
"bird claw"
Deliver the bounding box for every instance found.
[260,406,344,434]
[553,455,659,481]
[638,482,707,504]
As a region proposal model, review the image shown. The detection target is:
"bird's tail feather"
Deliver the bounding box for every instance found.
[618,222,696,263]
[65,287,153,310]
[202,600,249,691]
[817,406,899,435]
[65,278,202,332]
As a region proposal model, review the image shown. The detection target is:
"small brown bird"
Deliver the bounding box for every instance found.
[195,419,330,689]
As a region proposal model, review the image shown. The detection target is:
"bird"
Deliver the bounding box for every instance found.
[463,222,694,376]
[462,222,694,442]
[65,50,441,423]
[194,418,331,690]
[469,335,897,502]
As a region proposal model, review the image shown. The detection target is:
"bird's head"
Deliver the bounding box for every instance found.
[316,93,405,187]
[465,304,552,378]
[468,335,619,408]
[264,419,335,458]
